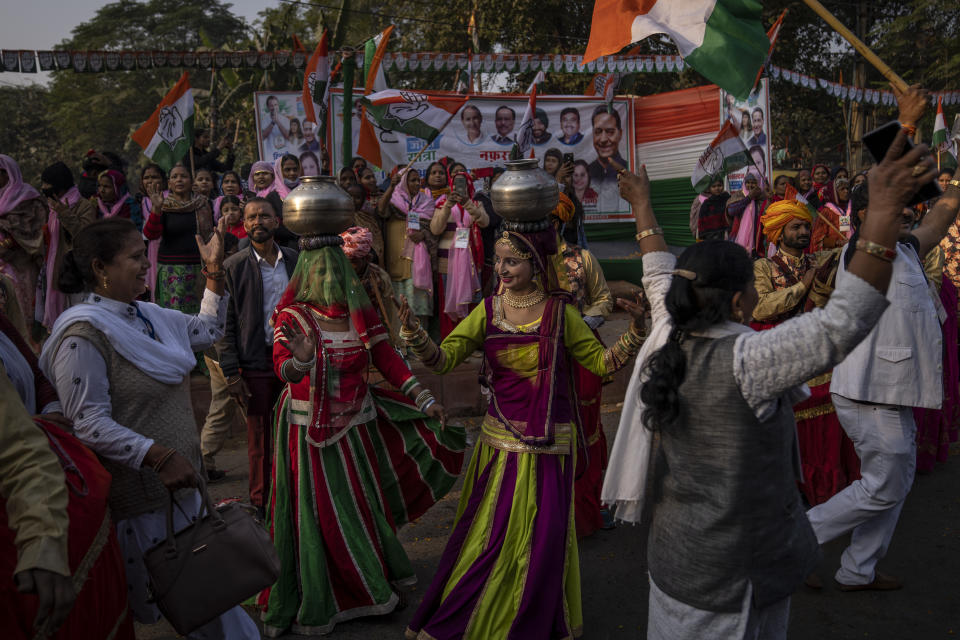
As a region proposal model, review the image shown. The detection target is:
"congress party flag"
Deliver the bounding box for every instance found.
[583,0,768,99]
[302,30,329,127]
[131,72,194,172]
[357,89,467,169]
[515,71,546,157]
[691,120,750,191]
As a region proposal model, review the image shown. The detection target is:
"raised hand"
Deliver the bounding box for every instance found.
[147,183,164,214]
[398,295,417,331]
[892,83,929,127]
[280,322,317,363]
[612,159,651,206]
[195,228,224,268]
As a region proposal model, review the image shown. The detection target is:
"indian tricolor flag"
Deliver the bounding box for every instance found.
[356,90,467,169]
[132,72,194,172]
[302,30,329,126]
[932,96,954,158]
[691,120,750,192]
[583,0,768,99]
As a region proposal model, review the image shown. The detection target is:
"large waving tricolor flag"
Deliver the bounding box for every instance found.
[356,89,467,170]
[515,71,546,157]
[302,30,329,127]
[691,119,750,191]
[583,0,768,99]
[131,72,194,172]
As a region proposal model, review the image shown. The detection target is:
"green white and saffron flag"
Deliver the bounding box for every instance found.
[583,0,768,99]
[933,96,952,154]
[358,90,467,142]
[132,72,194,172]
[692,120,750,192]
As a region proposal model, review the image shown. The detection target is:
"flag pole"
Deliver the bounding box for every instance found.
[801,0,908,93]
[189,147,196,177]
[233,119,241,146]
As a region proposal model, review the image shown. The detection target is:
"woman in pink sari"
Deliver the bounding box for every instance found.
[40,161,97,327]
[0,154,48,334]
[430,172,488,338]
[94,170,142,227]
[379,168,437,330]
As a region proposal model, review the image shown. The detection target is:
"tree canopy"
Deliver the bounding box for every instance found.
[3,0,958,183]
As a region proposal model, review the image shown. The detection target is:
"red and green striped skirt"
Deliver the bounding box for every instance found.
[259,387,465,637]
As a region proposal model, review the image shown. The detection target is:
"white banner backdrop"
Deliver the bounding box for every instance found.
[329,91,635,223]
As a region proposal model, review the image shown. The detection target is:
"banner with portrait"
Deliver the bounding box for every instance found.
[253,92,325,166]
[719,78,771,192]
[329,91,635,223]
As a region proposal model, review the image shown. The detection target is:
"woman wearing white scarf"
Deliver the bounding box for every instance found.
[39,217,259,639]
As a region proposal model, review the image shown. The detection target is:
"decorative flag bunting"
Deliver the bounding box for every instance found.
[582,0,769,99]
[302,30,329,127]
[691,120,750,192]
[131,72,195,172]
[515,71,546,157]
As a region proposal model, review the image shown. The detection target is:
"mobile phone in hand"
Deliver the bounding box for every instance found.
[863,120,941,206]
[562,153,574,166]
[453,174,468,198]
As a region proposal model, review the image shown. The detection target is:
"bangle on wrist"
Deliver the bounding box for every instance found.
[948,179,960,190]
[855,238,897,263]
[635,226,663,243]
[291,354,316,372]
[152,448,177,473]
[901,123,917,137]
[202,265,225,280]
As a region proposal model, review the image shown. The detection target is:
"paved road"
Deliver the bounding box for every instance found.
[140,408,960,639]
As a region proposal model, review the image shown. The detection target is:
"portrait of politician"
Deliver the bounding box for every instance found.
[299,120,321,152]
[491,105,516,145]
[532,108,552,146]
[747,107,766,147]
[587,104,627,186]
[558,106,583,145]
[457,104,485,146]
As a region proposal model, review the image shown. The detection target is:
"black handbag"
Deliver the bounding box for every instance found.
[142,480,280,635]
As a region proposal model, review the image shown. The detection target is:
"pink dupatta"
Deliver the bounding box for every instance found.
[141,192,167,303]
[246,161,276,198]
[271,156,299,199]
[390,169,436,292]
[42,185,83,327]
[733,182,760,254]
[435,173,481,318]
[0,155,41,216]
[96,170,130,218]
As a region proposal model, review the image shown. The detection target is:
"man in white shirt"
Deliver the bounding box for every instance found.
[217,198,298,518]
[807,137,960,591]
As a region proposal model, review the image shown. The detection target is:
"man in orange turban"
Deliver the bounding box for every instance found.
[759,199,814,247]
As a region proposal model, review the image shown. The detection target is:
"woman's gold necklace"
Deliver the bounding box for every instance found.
[503,288,545,309]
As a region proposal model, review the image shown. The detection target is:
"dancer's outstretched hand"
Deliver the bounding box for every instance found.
[280,322,317,363]
[398,295,417,331]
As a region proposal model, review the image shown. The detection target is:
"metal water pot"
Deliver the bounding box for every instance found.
[489,158,559,222]
[281,176,354,236]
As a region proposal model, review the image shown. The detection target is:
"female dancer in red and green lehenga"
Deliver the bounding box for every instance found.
[399,217,646,640]
[257,236,466,637]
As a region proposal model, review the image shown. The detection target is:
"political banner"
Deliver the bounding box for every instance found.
[253,91,324,164]
[330,90,635,223]
[720,78,771,192]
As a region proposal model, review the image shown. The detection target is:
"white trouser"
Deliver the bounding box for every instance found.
[647,577,790,640]
[806,394,917,585]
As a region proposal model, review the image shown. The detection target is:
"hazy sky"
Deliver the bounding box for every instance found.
[0,0,270,87]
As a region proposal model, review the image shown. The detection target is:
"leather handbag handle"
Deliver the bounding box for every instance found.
[152,474,228,602]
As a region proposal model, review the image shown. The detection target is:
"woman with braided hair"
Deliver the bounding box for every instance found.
[602,125,939,637]
[401,162,647,639]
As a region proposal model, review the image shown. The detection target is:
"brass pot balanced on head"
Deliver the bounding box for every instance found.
[490,158,560,224]
[282,175,355,237]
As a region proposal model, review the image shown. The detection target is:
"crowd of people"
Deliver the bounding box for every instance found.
[1,81,959,640]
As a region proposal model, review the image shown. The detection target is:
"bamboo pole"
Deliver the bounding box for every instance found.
[801,0,908,93]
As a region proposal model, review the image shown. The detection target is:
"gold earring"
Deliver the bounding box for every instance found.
[102,276,108,289]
